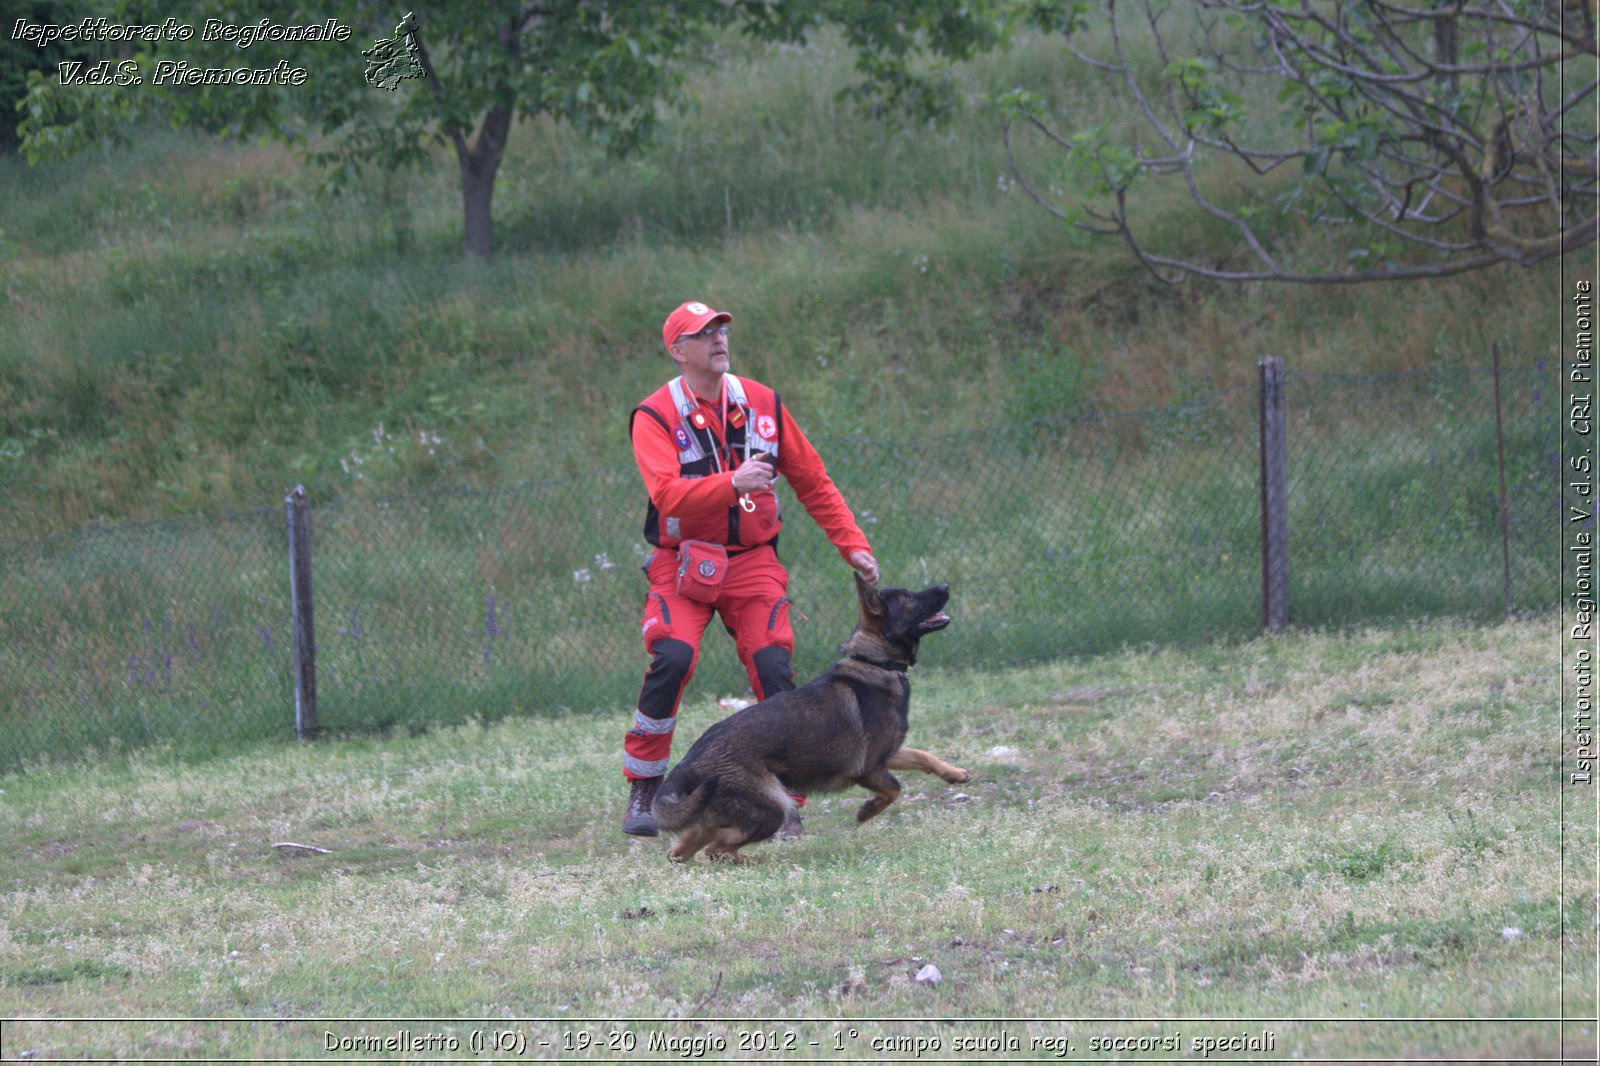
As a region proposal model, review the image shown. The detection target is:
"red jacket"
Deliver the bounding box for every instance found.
[631,373,871,564]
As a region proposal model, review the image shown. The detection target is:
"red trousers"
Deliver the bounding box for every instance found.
[623,543,796,780]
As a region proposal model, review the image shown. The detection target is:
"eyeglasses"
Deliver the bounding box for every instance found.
[680,323,729,342]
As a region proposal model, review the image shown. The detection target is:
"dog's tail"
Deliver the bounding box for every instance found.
[650,771,719,833]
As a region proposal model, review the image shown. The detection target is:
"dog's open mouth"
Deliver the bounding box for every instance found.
[918,612,952,633]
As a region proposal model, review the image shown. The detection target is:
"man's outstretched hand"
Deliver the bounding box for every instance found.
[849,551,879,586]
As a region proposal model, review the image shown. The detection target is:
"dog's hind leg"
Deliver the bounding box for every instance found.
[853,766,902,823]
[888,746,972,784]
[705,798,785,862]
[705,832,763,865]
[668,826,715,863]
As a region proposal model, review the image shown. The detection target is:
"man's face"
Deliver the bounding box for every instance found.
[671,321,730,376]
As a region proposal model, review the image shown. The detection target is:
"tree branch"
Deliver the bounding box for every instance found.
[1015,0,1596,285]
[409,18,470,159]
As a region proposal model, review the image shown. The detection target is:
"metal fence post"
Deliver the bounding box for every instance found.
[1491,342,1514,619]
[1259,357,1289,633]
[286,485,318,739]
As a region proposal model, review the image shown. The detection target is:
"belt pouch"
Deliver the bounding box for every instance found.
[676,540,728,604]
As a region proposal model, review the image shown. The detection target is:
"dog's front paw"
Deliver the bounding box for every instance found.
[856,798,891,823]
[943,766,972,784]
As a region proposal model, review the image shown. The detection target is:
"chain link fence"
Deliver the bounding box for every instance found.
[0,360,1560,773]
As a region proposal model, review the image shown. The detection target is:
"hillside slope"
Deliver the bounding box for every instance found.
[0,32,1564,537]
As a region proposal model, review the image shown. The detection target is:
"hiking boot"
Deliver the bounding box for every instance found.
[623,776,662,837]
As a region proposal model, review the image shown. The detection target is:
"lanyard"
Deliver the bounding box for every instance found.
[682,376,757,512]
[718,377,753,468]
[721,378,756,513]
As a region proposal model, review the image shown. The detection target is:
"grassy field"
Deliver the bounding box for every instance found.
[0,613,1588,1061]
[0,18,1585,1062]
[0,360,1558,773]
[0,28,1569,538]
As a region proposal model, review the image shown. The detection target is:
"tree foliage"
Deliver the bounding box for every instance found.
[1,1,102,152]
[1003,0,1598,283]
[16,1,1008,258]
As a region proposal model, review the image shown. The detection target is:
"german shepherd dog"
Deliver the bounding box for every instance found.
[651,574,971,863]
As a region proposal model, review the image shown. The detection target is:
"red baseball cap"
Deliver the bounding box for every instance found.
[662,300,732,350]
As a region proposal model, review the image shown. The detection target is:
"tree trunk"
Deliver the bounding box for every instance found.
[456,102,513,260]
[460,152,498,259]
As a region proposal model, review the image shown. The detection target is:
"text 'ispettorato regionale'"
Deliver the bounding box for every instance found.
[11,17,352,87]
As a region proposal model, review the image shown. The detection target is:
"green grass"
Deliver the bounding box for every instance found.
[0,27,1581,1056]
[0,359,1557,773]
[0,30,1570,537]
[0,27,1566,772]
[0,614,1587,1060]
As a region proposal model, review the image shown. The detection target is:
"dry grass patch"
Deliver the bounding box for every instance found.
[0,615,1584,1060]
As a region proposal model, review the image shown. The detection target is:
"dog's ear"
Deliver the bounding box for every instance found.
[855,571,886,627]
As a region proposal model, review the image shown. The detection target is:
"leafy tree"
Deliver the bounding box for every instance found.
[17,1,1007,258]
[1,1,99,152]
[1002,0,1598,283]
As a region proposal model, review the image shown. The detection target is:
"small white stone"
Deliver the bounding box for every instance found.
[1502,926,1523,941]
[914,964,942,984]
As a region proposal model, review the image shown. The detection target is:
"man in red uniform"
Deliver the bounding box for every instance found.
[623,299,879,836]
